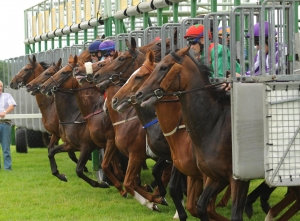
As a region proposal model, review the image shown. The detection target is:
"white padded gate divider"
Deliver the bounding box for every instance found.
[264,82,300,187]
[231,82,265,180]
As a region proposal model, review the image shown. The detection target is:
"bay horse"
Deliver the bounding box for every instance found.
[37,55,128,196]
[92,38,171,211]
[111,50,230,221]
[134,47,250,221]
[73,56,173,196]
[9,55,84,168]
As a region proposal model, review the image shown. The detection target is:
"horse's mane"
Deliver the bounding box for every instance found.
[185,52,230,104]
[39,62,51,70]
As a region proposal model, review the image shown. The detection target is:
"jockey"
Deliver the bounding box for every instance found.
[99,40,116,61]
[218,26,230,47]
[245,21,280,76]
[184,24,240,78]
[88,40,103,63]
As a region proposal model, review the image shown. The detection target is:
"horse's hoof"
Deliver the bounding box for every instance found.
[152,204,161,212]
[58,174,68,182]
[122,192,128,198]
[244,203,253,219]
[99,181,110,188]
[161,197,169,206]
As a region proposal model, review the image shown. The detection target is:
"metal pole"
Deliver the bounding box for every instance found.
[143,12,149,29]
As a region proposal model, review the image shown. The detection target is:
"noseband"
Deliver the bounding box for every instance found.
[17,63,37,88]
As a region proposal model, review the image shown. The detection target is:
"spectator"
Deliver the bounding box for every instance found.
[88,40,103,63]
[0,81,16,170]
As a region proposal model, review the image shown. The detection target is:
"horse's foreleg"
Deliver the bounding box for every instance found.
[186,175,203,218]
[48,143,73,182]
[48,134,60,149]
[169,165,188,221]
[230,178,250,221]
[197,178,229,221]
[216,185,231,207]
[101,140,126,196]
[124,156,167,211]
[151,158,171,197]
[76,146,109,188]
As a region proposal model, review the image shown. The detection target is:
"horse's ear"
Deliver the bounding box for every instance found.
[113,51,119,59]
[125,39,131,49]
[130,37,136,49]
[146,50,155,64]
[173,28,178,46]
[181,46,190,56]
[57,58,62,67]
[68,54,74,63]
[74,55,78,64]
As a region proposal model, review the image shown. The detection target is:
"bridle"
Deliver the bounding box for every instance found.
[50,63,76,93]
[108,48,141,85]
[16,63,37,88]
[151,51,222,99]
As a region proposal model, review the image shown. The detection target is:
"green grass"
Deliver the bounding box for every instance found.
[0,146,299,221]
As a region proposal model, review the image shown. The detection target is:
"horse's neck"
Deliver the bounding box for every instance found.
[54,91,81,121]
[73,86,103,116]
[154,98,183,133]
[134,104,156,126]
[35,93,55,112]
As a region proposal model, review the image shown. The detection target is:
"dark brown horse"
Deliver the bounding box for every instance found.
[135,47,250,221]
[112,50,231,221]
[37,55,128,196]
[9,55,84,168]
[92,38,171,210]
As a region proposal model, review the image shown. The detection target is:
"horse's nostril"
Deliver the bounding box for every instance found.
[135,92,143,99]
[112,98,117,104]
[26,84,31,89]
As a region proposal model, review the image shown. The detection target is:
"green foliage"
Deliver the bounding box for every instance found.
[0,147,299,221]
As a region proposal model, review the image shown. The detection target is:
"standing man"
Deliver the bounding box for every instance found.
[0,81,16,170]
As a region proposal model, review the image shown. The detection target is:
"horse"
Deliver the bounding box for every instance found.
[92,38,171,211]
[73,55,173,194]
[134,46,250,221]
[111,50,231,221]
[37,54,130,196]
[9,55,86,169]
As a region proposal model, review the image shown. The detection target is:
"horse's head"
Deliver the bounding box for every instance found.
[73,56,115,84]
[112,50,156,112]
[10,55,49,89]
[26,58,62,95]
[40,55,79,96]
[93,37,145,90]
[135,46,202,108]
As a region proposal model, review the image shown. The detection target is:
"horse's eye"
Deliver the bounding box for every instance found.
[160,66,168,71]
[157,43,161,47]
[118,57,125,61]
[45,72,50,76]
[25,68,29,71]
[135,75,142,80]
